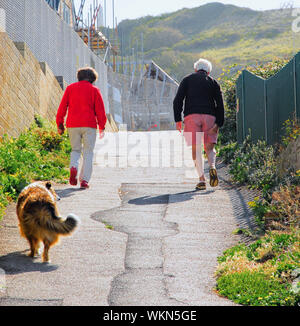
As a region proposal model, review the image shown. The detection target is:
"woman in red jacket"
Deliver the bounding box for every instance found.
[56,67,107,189]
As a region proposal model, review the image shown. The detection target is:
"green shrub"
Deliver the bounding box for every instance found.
[218,65,239,145]
[0,117,71,220]
[217,271,297,306]
[281,117,300,149]
[217,141,238,164]
[216,232,300,306]
[33,129,64,152]
[227,135,278,197]
[247,58,290,79]
[248,197,271,229]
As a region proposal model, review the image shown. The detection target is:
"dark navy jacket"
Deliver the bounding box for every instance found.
[173,70,225,127]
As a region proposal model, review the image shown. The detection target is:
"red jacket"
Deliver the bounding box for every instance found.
[56,80,107,130]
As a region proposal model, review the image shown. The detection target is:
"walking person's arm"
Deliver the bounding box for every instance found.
[214,81,225,129]
[208,81,225,135]
[94,88,107,139]
[56,87,70,135]
[173,78,187,133]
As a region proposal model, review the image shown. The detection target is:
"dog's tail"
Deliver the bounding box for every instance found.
[45,213,80,235]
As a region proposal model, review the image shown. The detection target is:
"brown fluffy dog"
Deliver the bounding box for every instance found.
[16,181,80,263]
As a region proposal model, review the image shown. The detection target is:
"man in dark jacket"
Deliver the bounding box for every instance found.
[173,58,224,190]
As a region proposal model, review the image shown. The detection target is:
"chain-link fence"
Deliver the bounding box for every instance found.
[107,69,178,130]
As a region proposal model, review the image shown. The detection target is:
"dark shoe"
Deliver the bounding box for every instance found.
[196,181,206,191]
[80,180,89,189]
[69,167,78,186]
[209,168,219,187]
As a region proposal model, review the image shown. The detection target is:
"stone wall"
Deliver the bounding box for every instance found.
[278,137,300,177]
[0,32,65,137]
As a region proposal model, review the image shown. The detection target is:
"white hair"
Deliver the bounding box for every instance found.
[194,58,212,73]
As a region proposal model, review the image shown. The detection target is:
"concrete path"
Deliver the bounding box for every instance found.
[0,131,255,306]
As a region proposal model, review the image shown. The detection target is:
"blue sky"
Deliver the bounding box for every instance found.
[74,0,299,26]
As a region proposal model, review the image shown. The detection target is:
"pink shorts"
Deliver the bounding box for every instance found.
[184,114,218,147]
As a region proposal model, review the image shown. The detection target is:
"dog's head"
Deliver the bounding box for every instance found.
[45,182,61,201]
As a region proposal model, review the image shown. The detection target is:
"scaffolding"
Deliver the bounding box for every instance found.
[45,0,118,65]
[74,0,119,67]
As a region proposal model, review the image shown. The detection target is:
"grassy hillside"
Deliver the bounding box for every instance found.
[118,2,299,81]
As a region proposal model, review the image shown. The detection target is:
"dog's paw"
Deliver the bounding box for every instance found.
[35,247,43,257]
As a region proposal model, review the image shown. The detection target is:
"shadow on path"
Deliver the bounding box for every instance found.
[128,189,215,206]
[55,187,85,199]
[0,251,58,275]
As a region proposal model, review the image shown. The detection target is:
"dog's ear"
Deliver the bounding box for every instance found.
[45,182,52,190]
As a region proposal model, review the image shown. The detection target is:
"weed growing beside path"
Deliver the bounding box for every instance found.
[216,231,300,306]
[217,127,300,306]
[216,58,300,306]
[0,116,71,220]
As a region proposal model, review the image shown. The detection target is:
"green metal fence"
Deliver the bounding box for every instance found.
[236,52,300,145]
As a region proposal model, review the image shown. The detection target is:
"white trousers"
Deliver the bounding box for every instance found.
[194,132,205,178]
[68,127,97,183]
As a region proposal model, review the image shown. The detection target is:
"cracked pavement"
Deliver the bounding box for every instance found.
[0,131,255,306]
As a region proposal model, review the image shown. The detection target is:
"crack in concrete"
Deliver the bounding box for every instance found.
[91,183,185,306]
[0,297,63,306]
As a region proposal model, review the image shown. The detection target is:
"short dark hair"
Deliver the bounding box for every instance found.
[77,67,98,84]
